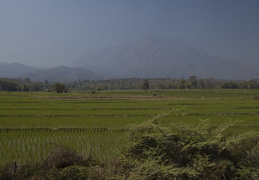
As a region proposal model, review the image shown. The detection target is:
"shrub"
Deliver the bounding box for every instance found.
[0,146,98,180]
[117,121,259,179]
[42,145,92,170]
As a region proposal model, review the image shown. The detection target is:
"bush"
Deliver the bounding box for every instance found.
[116,121,259,179]
[0,146,99,180]
[54,83,66,93]
[42,146,92,170]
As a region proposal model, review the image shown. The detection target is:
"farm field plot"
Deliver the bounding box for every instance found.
[0,89,258,166]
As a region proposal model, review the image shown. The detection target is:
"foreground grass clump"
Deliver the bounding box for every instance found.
[0,145,100,180]
[1,122,258,180]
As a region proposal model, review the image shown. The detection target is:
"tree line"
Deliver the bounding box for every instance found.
[0,76,258,92]
[0,78,52,92]
[74,76,259,91]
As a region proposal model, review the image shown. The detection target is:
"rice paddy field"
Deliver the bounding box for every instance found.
[0,89,259,166]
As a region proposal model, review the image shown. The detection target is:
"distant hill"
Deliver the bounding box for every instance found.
[74,36,259,80]
[0,63,102,82]
[20,66,102,82]
[0,62,40,78]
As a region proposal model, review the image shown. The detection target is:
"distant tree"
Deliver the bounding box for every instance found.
[32,83,43,91]
[221,81,238,89]
[238,81,248,89]
[178,78,186,89]
[187,75,198,89]
[23,84,29,91]
[0,79,19,91]
[54,83,66,93]
[143,80,149,90]
[248,79,259,89]
[202,78,216,89]
[197,79,205,89]
[158,83,165,89]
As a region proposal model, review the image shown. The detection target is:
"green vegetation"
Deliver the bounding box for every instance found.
[0,89,258,179]
[1,77,259,92]
[54,83,67,93]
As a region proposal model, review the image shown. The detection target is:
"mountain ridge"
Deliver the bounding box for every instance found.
[20,66,103,82]
[0,62,41,78]
[0,63,102,82]
[1,36,258,81]
[74,36,258,80]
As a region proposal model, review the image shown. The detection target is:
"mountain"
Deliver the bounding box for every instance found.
[0,62,40,78]
[0,63,102,82]
[74,36,259,80]
[20,66,102,82]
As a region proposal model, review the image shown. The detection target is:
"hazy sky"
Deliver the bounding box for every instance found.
[0,0,259,68]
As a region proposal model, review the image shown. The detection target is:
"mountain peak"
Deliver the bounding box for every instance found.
[74,36,259,80]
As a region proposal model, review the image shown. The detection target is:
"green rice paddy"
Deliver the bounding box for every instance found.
[0,89,258,166]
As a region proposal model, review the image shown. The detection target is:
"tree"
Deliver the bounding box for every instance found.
[142,80,149,90]
[178,78,186,89]
[0,79,19,91]
[221,81,238,89]
[248,79,259,89]
[187,75,197,89]
[54,83,66,93]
